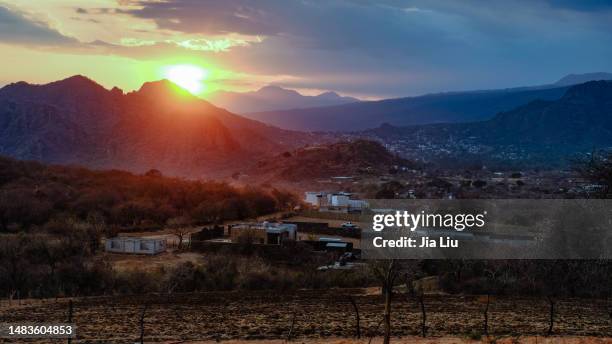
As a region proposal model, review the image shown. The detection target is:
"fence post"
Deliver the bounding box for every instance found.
[348,295,361,338]
[139,303,148,344]
[67,300,73,344]
[418,293,427,338]
[287,311,297,341]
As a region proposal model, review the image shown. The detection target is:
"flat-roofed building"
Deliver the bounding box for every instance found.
[105,237,166,255]
[229,222,297,245]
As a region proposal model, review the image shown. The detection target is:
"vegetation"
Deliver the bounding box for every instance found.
[252,140,417,182]
[0,236,375,299]
[574,150,612,197]
[0,156,299,232]
[0,156,302,299]
[1,154,610,342]
[369,259,610,340]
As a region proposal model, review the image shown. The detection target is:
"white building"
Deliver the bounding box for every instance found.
[230,222,297,245]
[304,191,369,211]
[330,193,350,207]
[305,192,325,207]
[105,237,166,255]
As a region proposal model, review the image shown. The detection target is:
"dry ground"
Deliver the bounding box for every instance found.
[0,289,609,343]
[182,337,612,344]
[106,251,205,272]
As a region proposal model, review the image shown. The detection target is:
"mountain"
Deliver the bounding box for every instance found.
[360,81,612,168]
[476,81,612,150]
[244,73,612,132]
[0,76,320,177]
[248,140,415,183]
[246,86,570,131]
[553,72,612,86]
[206,85,359,113]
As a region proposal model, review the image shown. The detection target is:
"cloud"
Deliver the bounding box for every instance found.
[115,37,254,52]
[5,0,612,97]
[0,5,78,46]
[107,0,612,96]
[122,0,279,36]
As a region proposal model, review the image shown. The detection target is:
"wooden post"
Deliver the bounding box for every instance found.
[418,293,427,338]
[382,260,396,344]
[67,300,73,344]
[348,295,361,338]
[483,294,490,336]
[287,311,297,341]
[139,303,148,344]
[367,317,384,344]
[383,284,392,344]
[547,296,554,336]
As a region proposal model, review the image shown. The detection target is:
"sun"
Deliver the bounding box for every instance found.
[162,64,208,94]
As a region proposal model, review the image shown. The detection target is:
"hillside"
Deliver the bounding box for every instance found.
[248,140,415,183]
[244,73,612,131]
[478,81,612,147]
[553,72,612,86]
[0,155,297,231]
[246,86,570,131]
[207,85,359,113]
[0,76,320,177]
[360,81,612,167]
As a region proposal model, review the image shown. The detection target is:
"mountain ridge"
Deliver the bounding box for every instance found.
[553,72,612,86]
[359,80,612,168]
[245,72,612,131]
[0,76,320,177]
[207,85,360,114]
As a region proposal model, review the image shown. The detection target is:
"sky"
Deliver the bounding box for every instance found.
[0,0,611,99]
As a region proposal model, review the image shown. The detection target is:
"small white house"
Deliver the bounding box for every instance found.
[105,237,166,255]
[304,191,369,211]
[305,192,324,207]
[330,193,350,207]
[348,199,369,209]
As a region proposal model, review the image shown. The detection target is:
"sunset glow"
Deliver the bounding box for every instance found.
[162,64,209,95]
[0,1,611,98]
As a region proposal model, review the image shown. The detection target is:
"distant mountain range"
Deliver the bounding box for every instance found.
[244,73,612,131]
[1,74,611,177]
[0,76,319,177]
[206,85,360,114]
[358,80,612,168]
[552,72,612,86]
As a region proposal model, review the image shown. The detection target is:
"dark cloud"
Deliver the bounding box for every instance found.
[120,1,471,61]
[115,0,612,96]
[123,0,280,36]
[0,6,78,46]
[79,7,118,15]
[4,1,611,97]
